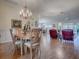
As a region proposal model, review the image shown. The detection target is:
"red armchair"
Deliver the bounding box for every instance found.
[49,29,57,39]
[62,29,74,41]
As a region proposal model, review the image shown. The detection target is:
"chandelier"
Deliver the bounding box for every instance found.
[20,4,32,19]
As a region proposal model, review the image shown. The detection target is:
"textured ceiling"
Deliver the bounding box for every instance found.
[2,0,79,19]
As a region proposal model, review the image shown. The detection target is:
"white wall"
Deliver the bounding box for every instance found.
[0,1,21,43]
[0,1,21,29]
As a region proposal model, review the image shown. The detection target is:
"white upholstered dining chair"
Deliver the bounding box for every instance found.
[10,28,22,49]
[24,29,42,59]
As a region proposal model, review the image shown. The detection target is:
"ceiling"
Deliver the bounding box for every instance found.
[2,0,79,19]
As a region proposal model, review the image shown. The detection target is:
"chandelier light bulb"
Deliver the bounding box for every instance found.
[20,6,32,19]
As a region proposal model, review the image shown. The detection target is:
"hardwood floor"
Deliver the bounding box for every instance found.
[0,34,79,59]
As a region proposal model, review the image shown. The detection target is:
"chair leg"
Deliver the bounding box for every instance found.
[35,48,41,59]
[13,44,19,55]
[38,48,41,59]
[30,47,32,59]
[20,40,23,55]
[14,45,17,52]
[24,45,27,54]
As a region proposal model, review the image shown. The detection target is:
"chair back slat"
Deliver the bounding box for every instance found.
[31,29,41,44]
[10,29,16,44]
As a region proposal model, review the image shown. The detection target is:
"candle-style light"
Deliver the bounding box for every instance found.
[19,0,32,19]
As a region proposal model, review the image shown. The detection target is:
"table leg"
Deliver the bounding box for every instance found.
[21,39,23,55]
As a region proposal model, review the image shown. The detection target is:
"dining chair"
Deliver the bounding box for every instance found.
[10,28,22,50]
[24,29,42,59]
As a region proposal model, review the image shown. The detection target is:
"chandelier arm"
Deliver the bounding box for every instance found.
[20,0,32,19]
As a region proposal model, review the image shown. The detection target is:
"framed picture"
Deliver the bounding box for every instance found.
[11,19,22,28]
